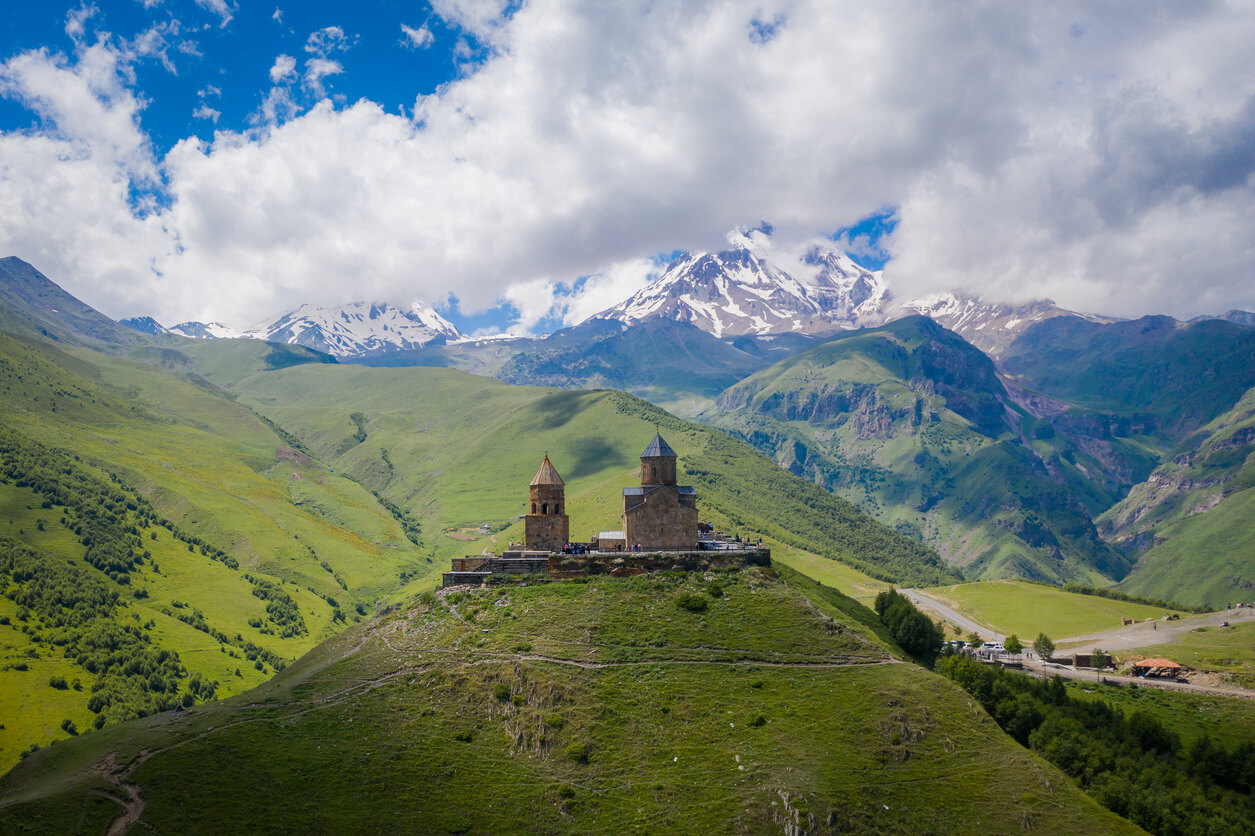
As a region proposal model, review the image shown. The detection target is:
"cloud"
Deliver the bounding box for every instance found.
[268,54,296,84]
[400,23,435,50]
[3,0,1255,330]
[193,104,219,123]
[65,4,98,42]
[305,26,349,58]
[194,0,235,28]
[302,58,343,98]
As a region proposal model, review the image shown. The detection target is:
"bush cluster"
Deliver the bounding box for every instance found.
[874,589,943,662]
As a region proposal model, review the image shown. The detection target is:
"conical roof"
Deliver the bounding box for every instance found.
[529,455,564,486]
[640,433,677,459]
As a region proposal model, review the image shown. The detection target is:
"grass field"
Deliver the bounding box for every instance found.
[925,579,1183,640]
[1121,620,1255,687]
[1064,678,1255,747]
[0,569,1135,834]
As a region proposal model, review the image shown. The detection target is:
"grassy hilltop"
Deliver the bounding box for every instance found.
[189,347,959,592]
[0,568,1134,834]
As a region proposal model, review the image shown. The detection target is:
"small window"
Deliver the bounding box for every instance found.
[532,503,537,513]
[542,503,548,514]
[556,505,561,514]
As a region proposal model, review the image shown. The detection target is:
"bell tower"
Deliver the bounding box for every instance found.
[524,454,569,551]
[639,432,678,486]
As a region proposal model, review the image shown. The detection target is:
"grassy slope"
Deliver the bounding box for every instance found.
[200,357,960,588]
[0,570,1134,834]
[924,580,1183,640]
[703,318,1123,585]
[1063,679,1255,748]
[0,333,425,770]
[1000,315,1255,439]
[1105,387,1255,608]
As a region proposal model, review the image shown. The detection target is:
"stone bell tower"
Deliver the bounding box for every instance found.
[524,454,569,552]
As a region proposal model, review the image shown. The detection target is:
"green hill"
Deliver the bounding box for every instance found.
[1000,314,1255,442]
[1104,386,1255,607]
[0,331,426,771]
[191,348,959,590]
[702,317,1127,584]
[0,267,958,769]
[0,569,1135,834]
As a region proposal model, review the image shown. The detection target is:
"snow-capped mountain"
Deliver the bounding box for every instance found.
[147,301,462,359]
[598,228,888,338]
[169,320,248,340]
[250,301,461,358]
[898,294,1110,355]
[591,226,1089,354]
[118,316,169,335]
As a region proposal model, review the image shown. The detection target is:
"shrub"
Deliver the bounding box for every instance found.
[675,593,708,613]
[875,589,943,662]
[512,642,533,652]
[705,582,724,598]
[60,719,77,735]
[493,681,511,701]
[749,714,767,727]
[49,675,68,689]
[564,742,589,764]
[544,714,566,729]
[557,784,576,799]
[453,730,473,742]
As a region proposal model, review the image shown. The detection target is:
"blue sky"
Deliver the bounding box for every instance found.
[1,2,1253,333]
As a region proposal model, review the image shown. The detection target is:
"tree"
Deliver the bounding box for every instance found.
[1033,633,1055,660]
[1004,634,1023,654]
[1091,648,1109,669]
[967,631,982,647]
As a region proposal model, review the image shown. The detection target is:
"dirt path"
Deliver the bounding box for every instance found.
[1017,659,1255,699]
[1055,607,1255,653]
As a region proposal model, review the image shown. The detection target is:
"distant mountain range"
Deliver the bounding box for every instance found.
[126,300,459,359]
[116,226,1112,360]
[5,245,1255,605]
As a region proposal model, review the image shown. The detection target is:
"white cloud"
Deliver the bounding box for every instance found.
[194,0,235,28]
[302,59,343,98]
[305,26,349,58]
[65,5,98,42]
[193,104,219,123]
[268,54,296,84]
[401,23,435,50]
[272,8,283,23]
[3,0,1255,330]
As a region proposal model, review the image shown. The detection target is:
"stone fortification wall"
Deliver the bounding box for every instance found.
[548,548,770,578]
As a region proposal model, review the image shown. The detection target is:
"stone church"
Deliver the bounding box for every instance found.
[622,433,699,550]
[521,434,698,552]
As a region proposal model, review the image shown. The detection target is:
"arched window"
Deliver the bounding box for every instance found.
[556,505,561,514]
[532,503,537,513]
[542,503,548,514]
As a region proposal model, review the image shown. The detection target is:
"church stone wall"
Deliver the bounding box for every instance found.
[623,486,698,549]
[525,513,569,552]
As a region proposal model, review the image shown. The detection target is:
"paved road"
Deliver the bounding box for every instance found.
[900,588,1004,642]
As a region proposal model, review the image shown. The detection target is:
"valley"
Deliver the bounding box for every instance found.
[1,256,1253,834]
